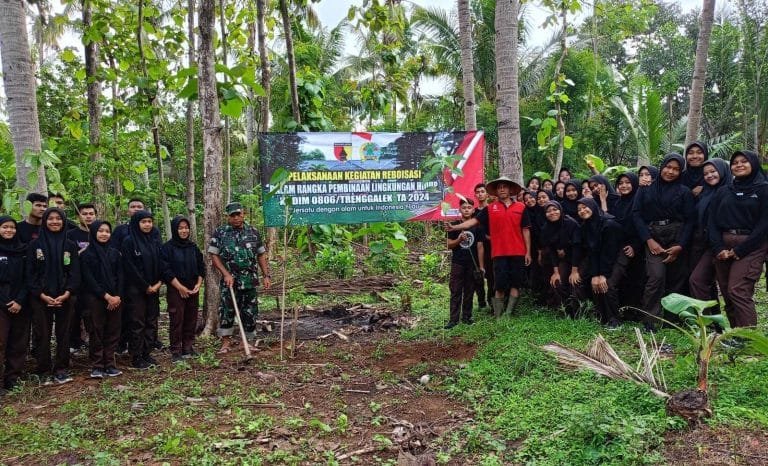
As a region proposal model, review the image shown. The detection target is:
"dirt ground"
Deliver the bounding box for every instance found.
[3,303,768,465]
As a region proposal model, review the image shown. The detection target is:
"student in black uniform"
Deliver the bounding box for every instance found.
[66,203,98,353]
[632,154,695,331]
[112,198,161,354]
[0,216,29,393]
[17,193,48,244]
[577,198,624,329]
[689,159,731,309]
[445,198,484,328]
[28,208,80,384]
[539,201,583,316]
[121,210,165,369]
[707,151,768,328]
[161,216,204,362]
[81,221,124,378]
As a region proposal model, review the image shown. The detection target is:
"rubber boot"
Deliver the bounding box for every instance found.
[505,296,519,316]
[491,297,504,318]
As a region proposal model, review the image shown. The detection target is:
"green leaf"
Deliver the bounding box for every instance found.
[546,109,559,117]
[122,179,135,192]
[533,171,551,180]
[178,78,198,100]
[583,154,605,173]
[75,69,87,81]
[563,135,573,149]
[61,49,77,63]
[529,118,543,127]
[661,293,718,316]
[220,97,244,118]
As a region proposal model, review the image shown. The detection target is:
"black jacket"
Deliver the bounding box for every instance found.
[161,216,205,289]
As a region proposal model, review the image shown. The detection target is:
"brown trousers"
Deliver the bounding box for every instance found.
[713,234,768,328]
[166,287,199,355]
[85,294,121,369]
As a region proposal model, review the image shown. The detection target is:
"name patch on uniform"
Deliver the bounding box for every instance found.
[36,248,44,260]
[63,251,71,266]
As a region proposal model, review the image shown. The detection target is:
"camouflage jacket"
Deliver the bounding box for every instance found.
[208,222,266,288]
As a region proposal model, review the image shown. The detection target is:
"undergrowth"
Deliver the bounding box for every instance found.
[401,279,768,465]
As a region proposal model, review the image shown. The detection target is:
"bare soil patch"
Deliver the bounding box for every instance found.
[664,426,768,465]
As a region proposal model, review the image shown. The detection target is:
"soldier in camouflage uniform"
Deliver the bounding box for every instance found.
[208,202,272,353]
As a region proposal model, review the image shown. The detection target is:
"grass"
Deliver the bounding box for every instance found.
[401,278,768,464]
[2,262,768,464]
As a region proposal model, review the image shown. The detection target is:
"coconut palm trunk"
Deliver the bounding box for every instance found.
[495,0,523,183]
[83,0,106,216]
[458,0,477,131]
[0,0,47,194]
[685,0,716,146]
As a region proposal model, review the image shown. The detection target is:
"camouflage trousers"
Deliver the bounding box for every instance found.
[217,285,259,338]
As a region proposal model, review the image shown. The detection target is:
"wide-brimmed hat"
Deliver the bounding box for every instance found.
[486,176,522,197]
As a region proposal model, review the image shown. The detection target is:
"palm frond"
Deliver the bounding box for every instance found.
[542,334,669,398]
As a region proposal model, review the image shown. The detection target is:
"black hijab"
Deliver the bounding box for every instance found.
[613,172,639,225]
[84,220,117,292]
[561,180,582,219]
[729,150,767,196]
[540,200,576,248]
[128,210,160,283]
[577,197,607,250]
[169,216,194,248]
[681,141,709,189]
[37,208,69,294]
[639,165,659,183]
[654,153,687,204]
[588,175,620,211]
[0,216,26,256]
[697,158,731,225]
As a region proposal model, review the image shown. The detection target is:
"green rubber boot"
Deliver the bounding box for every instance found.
[505,296,519,316]
[491,297,505,318]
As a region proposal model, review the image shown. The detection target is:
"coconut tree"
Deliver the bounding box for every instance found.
[457,0,476,130]
[685,0,716,146]
[0,0,47,194]
[495,0,524,182]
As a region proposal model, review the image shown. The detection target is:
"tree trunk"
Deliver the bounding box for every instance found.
[108,54,123,223]
[83,0,106,216]
[457,0,476,131]
[257,0,277,259]
[279,0,301,125]
[137,0,171,238]
[495,0,523,184]
[685,0,716,147]
[0,0,47,194]
[186,0,199,241]
[552,5,568,179]
[245,8,256,191]
[219,0,232,203]
[199,0,224,336]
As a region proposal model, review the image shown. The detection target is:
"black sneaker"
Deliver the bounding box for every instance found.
[90,368,105,379]
[104,367,123,377]
[443,321,458,329]
[171,354,184,363]
[643,322,657,333]
[54,373,74,384]
[461,318,474,325]
[181,350,199,359]
[605,319,622,331]
[720,337,745,350]
[144,355,158,366]
[132,359,151,370]
[153,341,164,351]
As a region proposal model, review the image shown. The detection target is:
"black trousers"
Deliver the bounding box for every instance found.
[31,297,74,375]
[85,294,121,369]
[166,287,198,356]
[449,262,475,323]
[126,286,160,361]
[0,304,31,388]
[641,223,688,322]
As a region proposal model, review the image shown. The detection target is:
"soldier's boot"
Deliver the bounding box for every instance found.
[505,296,519,316]
[491,297,505,318]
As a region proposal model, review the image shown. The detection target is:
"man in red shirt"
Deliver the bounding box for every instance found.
[448,176,532,317]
